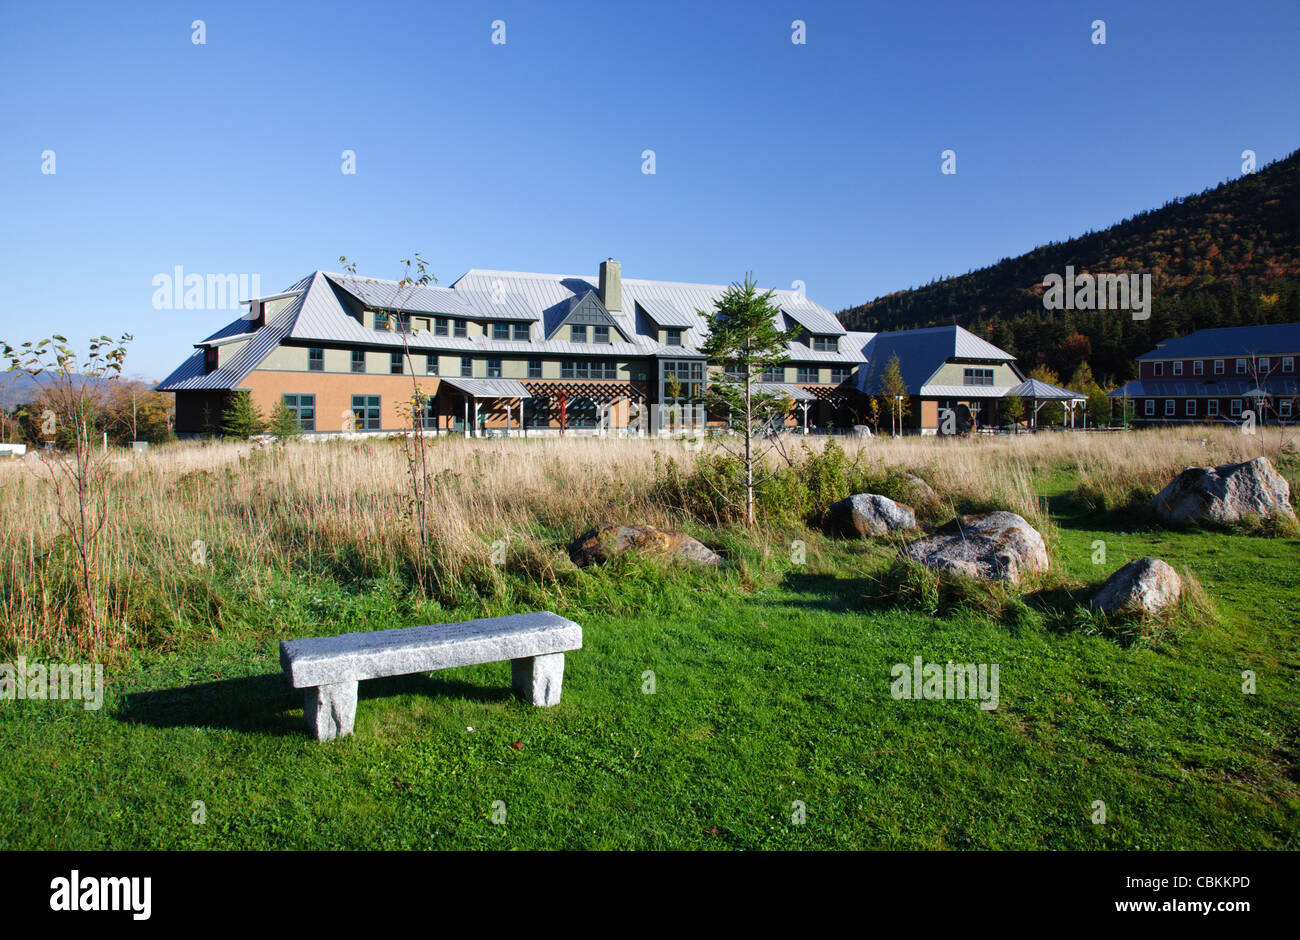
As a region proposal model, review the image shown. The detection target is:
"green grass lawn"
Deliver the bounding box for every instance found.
[2,472,1298,850]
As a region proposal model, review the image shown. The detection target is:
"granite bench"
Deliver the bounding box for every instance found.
[279,611,583,740]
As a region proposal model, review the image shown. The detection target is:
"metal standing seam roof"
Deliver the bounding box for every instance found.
[754,382,818,402]
[1138,323,1300,360]
[635,297,698,328]
[778,301,847,337]
[855,325,1018,397]
[159,267,865,391]
[1006,378,1086,401]
[438,377,532,399]
[156,273,315,391]
[1109,377,1300,397]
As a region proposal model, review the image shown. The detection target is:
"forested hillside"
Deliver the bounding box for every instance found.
[840,150,1300,384]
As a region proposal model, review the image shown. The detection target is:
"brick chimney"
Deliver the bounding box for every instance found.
[598,258,622,311]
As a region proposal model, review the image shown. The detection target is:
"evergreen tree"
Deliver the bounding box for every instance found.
[222,391,265,439]
[267,400,302,440]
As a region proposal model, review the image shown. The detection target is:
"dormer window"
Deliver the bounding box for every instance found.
[811,335,837,352]
[593,325,610,344]
[664,328,683,347]
[373,311,390,332]
[434,318,449,337]
[571,325,588,344]
[204,347,218,373]
[453,319,467,339]
[512,323,529,341]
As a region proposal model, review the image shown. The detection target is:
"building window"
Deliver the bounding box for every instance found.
[487,358,502,378]
[664,328,683,347]
[512,323,529,342]
[1207,399,1219,416]
[830,366,852,384]
[1152,362,1163,377]
[1214,359,1224,374]
[1164,399,1175,416]
[435,317,449,337]
[413,397,437,430]
[528,359,542,379]
[453,319,467,339]
[1230,399,1243,417]
[426,354,438,375]
[282,394,315,431]
[1259,357,1270,372]
[571,324,588,344]
[389,351,403,374]
[204,347,218,373]
[963,368,994,386]
[1193,360,1203,375]
[797,366,818,384]
[1144,399,1155,416]
[309,347,324,372]
[1186,399,1197,416]
[351,394,380,431]
[812,336,837,352]
[461,357,473,377]
[762,367,785,383]
[593,325,610,344]
[1172,361,1183,376]
[1283,357,1295,373]
[493,322,510,341]
[560,359,617,380]
[373,312,390,332]
[661,360,703,402]
[1281,399,1293,418]
[1235,358,1247,374]
[351,349,365,373]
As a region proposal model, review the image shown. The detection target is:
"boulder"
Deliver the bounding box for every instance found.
[1090,558,1183,615]
[826,493,917,537]
[1149,456,1295,526]
[851,425,873,438]
[901,472,937,500]
[903,511,1048,583]
[568,524,722,568]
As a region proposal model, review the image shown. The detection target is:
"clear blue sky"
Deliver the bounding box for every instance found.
[1,0,1296,381]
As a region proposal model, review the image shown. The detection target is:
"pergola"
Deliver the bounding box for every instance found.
[521,380,647,436]
[1008,378,1088,429]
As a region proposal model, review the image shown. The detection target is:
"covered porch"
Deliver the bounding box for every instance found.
[435,377,532,438]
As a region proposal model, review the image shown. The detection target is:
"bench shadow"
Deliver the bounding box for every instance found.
[118,672,514,737]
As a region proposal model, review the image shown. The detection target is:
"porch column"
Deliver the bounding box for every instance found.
[519,398,525,438]
[473,399,480,438]
[464,398,470,438]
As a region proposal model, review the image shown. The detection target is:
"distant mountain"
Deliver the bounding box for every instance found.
[839,150,1300,384]
[0,371,125,410]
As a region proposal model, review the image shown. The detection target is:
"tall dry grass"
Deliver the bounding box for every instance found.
[0,426,1291,657]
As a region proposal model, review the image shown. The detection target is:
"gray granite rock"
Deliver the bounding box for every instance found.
[827,493,917,537]
[903,511,1048,584]
[1149,456,1295,527]
[568,524,721,567]
[280,611,582,740]
[1091,558,1183,615]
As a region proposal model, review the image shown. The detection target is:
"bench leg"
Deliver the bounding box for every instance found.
[303,680,358,741]
[511,652,565,706]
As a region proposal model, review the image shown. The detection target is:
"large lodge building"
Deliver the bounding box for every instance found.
[159,260,876,437]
